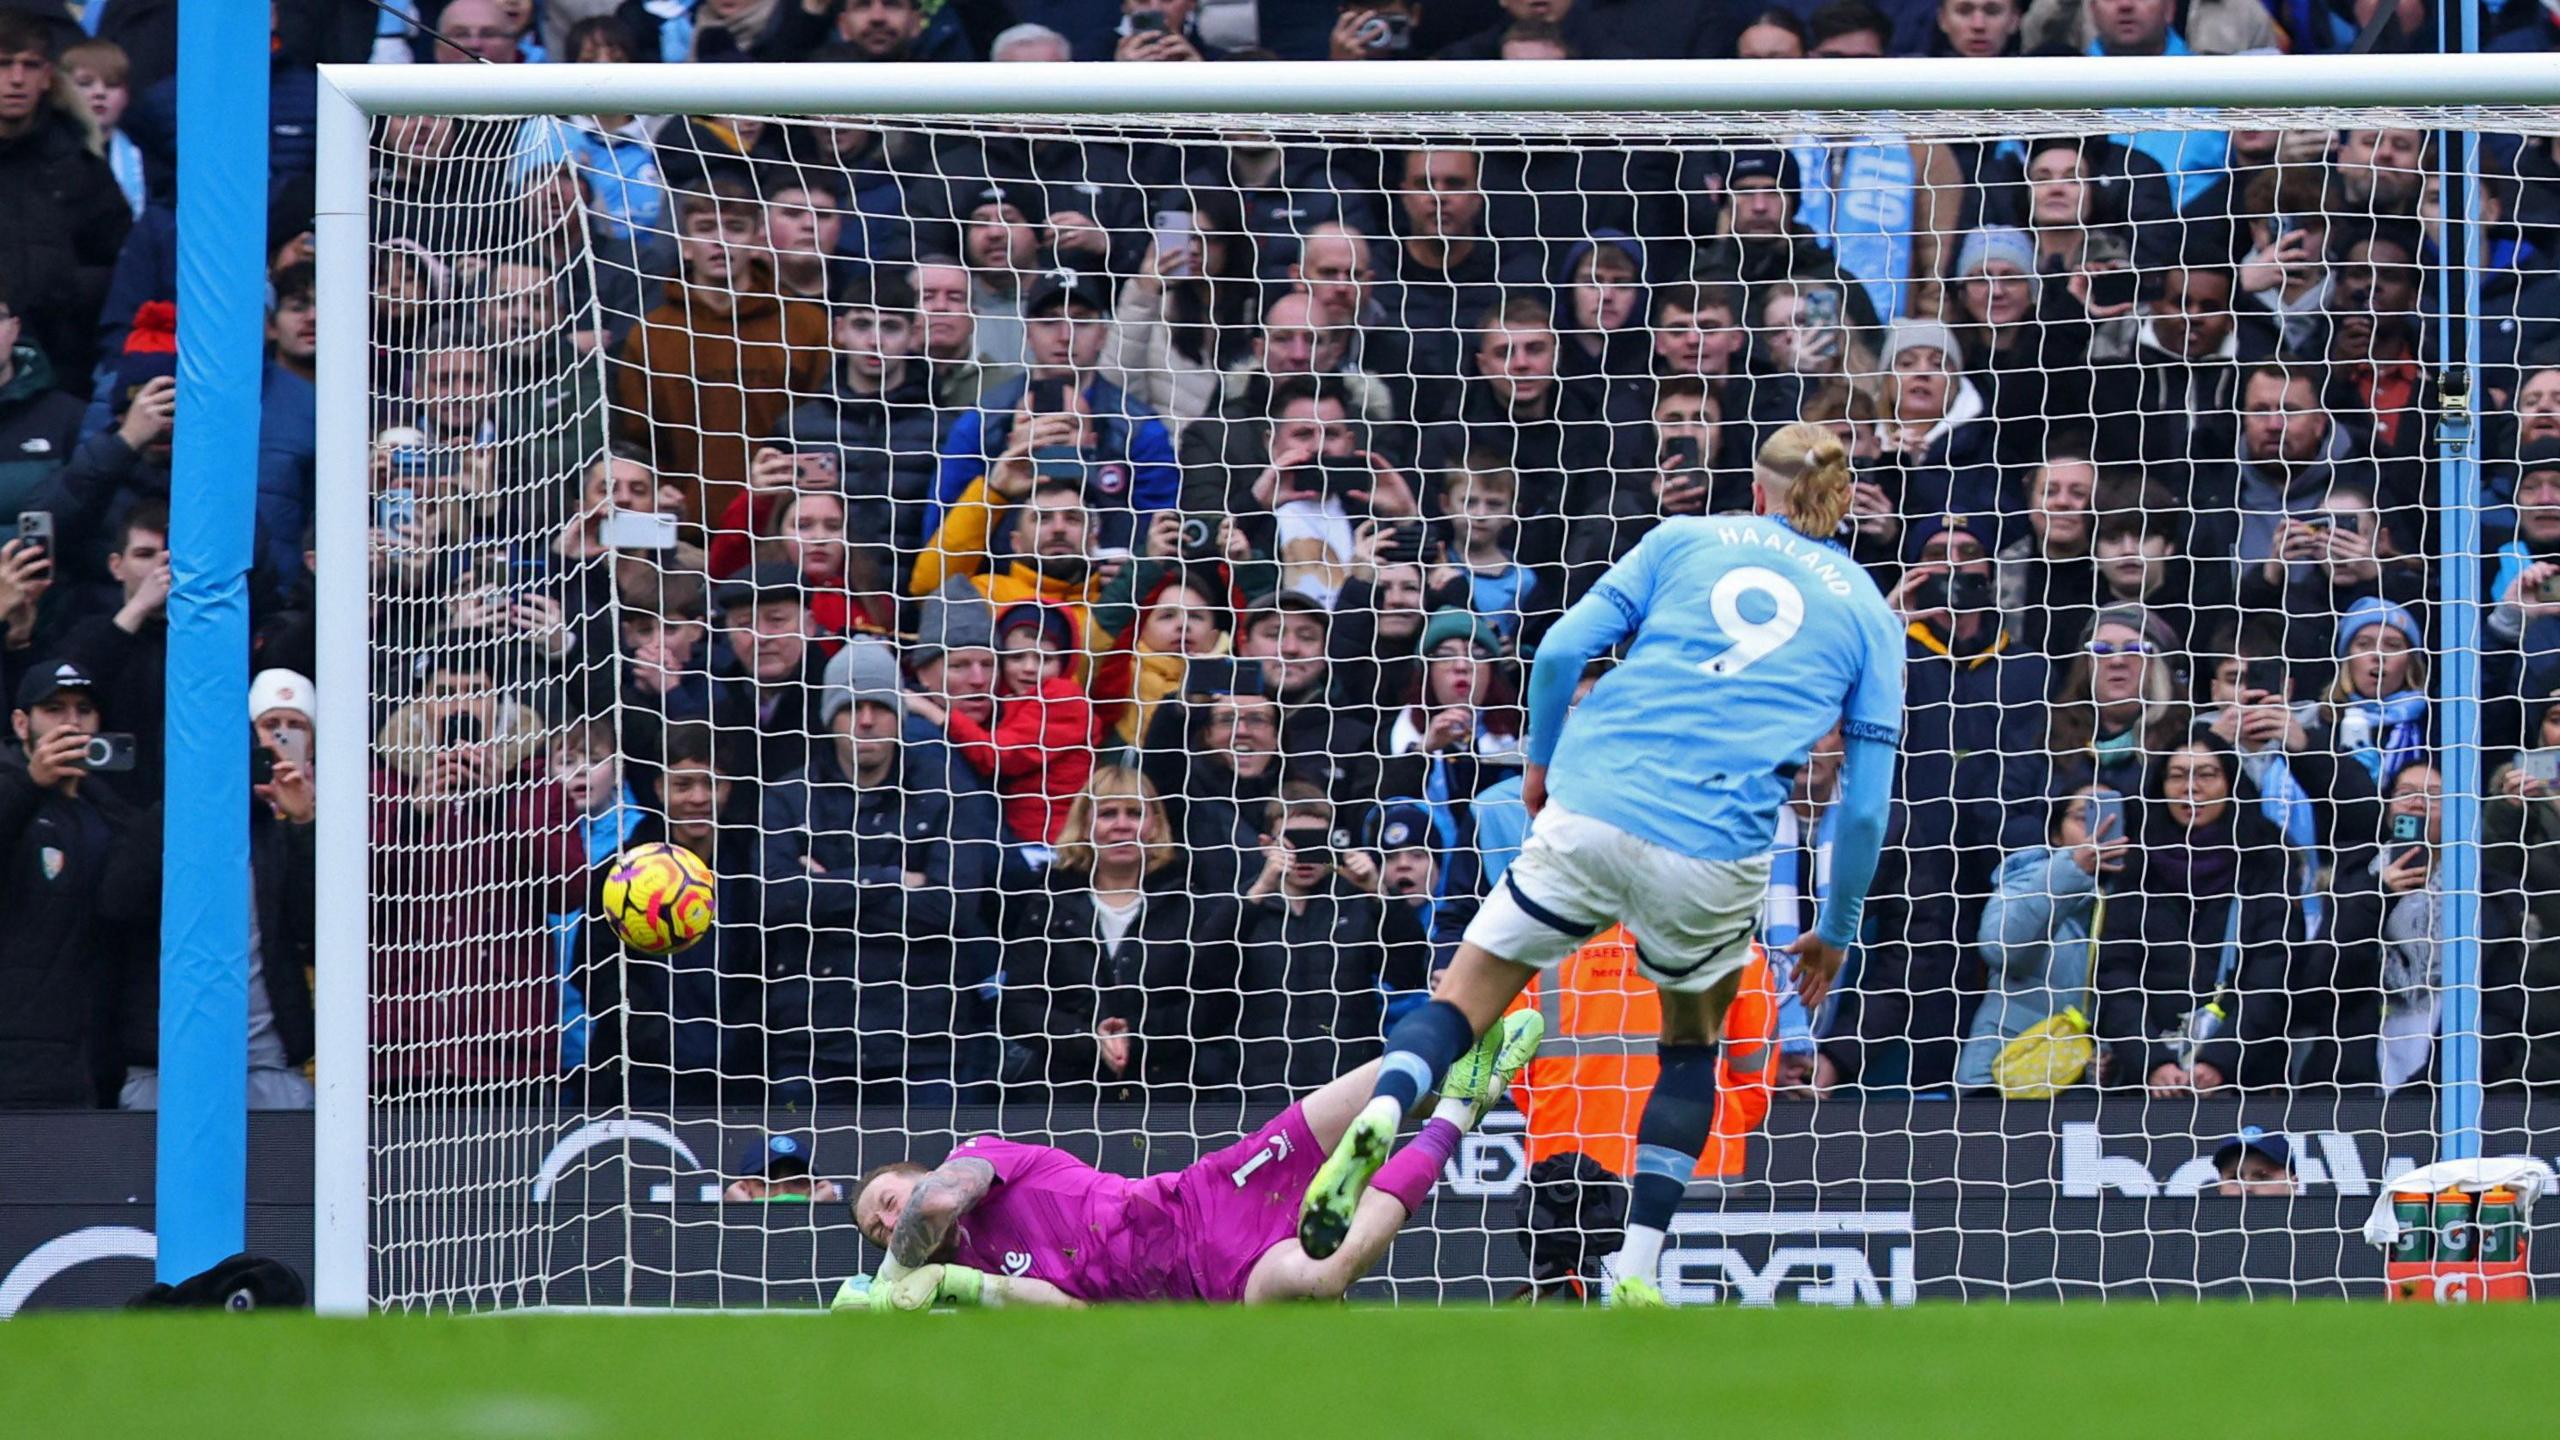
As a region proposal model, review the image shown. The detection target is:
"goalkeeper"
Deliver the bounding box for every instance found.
[836,1011,1541,1311]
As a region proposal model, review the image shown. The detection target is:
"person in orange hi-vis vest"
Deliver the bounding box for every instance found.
[1506,926,1782,1181]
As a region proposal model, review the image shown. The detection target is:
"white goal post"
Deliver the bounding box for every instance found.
[313,54,2560,1316]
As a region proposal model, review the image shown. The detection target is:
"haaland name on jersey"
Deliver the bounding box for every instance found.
[1703,519,1859,598]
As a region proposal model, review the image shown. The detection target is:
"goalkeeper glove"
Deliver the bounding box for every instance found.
[838,1262,1004,1314]
[870,1264,929,1313]
[894,1264,1002,1310]
[881,1264,1002,1312]
[932,1264,992,1307]
[856,1256,919,1313]
[886,1264,942,1311]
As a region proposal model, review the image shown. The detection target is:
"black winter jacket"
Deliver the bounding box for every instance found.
[0,754,150,1105]
[112,803,313,1074]
[0,344,82,518]
[756,739,1001,1082]
[574,816,766,1105]
[784,365,943,558]
[1237,879,1431,1096]
[2091,799,2305,1089]
[996,869,1243,1099]
[0,108,131,388]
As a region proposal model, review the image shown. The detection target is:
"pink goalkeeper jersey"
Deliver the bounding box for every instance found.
[942,1135,1195,1303]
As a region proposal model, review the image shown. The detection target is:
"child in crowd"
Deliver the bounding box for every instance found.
[61,39,144,215]
[932,602,1095,846]
[1439,461,1535,643]
[547,719,645,1070]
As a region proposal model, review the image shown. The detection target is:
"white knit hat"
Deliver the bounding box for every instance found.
[249,668,315,723]
[1884,317,1962,369]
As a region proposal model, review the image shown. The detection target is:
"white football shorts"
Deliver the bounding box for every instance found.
[1464,803,1772,994]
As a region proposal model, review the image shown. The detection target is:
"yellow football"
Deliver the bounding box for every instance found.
[600,841,717,955]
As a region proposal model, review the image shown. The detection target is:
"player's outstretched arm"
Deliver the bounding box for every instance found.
[1521,583,1643,774]
[940,1266,1085,1309]
[1789,729,1894,1008]
[882,1264,1087,1311]
[984,1273,1083,1309]
[886,1156,996,1272]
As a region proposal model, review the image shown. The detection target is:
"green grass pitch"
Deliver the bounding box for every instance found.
[4,1303,2548,1437]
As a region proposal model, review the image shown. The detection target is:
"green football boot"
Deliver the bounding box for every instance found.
[1441,1010,1546,1130]
[1608,1273,1670,1309]
[1296,1101,1396,1261]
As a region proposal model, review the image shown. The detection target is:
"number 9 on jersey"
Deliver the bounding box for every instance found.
[1698,566,1806,678]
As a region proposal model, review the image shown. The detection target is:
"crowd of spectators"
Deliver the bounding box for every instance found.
[3,0,2560,1112]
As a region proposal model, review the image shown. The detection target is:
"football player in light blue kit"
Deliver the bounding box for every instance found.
[1297,423,1905,1306]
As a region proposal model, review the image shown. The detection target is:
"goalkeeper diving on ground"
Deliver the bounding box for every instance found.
[1296,422,1906,1308]
[835,1010,1543,1310]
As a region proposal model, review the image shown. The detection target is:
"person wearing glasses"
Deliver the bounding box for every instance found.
[2000,600,2205,850]
[2039,606,2188,803]
[429,0,527,63]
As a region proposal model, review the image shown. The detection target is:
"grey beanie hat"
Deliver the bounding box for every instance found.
[910,577,996,664]
[820,636,905,727]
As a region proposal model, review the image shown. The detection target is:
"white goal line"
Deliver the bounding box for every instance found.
[493,1306,833,1319]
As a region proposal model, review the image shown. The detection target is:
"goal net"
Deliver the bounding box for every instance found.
[321,65,2560,1311]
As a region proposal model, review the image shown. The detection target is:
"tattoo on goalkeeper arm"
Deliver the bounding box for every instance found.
[889,1157,995,1269]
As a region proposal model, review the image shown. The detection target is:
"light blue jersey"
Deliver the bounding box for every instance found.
[1530,516,1905,866]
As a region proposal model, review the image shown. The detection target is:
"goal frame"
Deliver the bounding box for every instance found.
[310,53,2560,1316]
